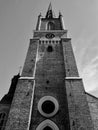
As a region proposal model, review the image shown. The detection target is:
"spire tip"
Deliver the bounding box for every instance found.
[46,2,55,19]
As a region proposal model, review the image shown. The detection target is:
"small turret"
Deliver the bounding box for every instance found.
[59,11,65,30]
[36,13,42,30]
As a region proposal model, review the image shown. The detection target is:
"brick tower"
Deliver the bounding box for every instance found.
[5,3,94,130]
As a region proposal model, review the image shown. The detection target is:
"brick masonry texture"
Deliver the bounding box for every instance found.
[62,38,94,129]
[65,79,94,130]
[86,93,98,130]
[29,39,70,130]
[62,38,79,77]
[21,39,38,77]
[5,79,35,130]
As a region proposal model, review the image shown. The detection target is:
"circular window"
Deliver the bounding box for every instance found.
[42,100,55,114]
[38,96,59,117]
[47,46,53,52]
[36,119,59,130]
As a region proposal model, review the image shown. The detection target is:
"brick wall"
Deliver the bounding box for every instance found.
[29,39,70,130]
[62,38,94,130]
[86,93,98,130]
[5,79,35,130]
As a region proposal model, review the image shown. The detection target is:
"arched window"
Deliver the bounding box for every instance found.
[0,113,6,130]
[36,119,59,130]
[47,22,55,30]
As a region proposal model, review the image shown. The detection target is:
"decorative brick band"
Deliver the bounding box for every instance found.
[65,77,82,80]
[19,77,35,80]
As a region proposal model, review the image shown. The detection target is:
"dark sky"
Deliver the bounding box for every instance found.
[0,0,98,99]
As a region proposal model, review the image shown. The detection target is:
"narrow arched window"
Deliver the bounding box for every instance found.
[47,22,55,30]
[0,113,6,130]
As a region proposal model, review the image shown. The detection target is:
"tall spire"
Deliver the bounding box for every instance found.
[48,2,52,10]
[46,3,54,19]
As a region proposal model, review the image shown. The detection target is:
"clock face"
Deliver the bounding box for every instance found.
[45,33,55,39]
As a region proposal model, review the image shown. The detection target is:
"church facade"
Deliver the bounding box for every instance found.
[0,3,98,130]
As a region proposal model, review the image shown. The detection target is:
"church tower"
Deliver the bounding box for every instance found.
[4,3,94,130]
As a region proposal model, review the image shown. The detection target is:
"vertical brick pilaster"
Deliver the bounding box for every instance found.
[62,38,94,129]
[21,39,38,77]
[62,38,79,77]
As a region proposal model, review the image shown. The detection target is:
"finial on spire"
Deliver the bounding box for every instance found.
[48,2,52,11]
[46,2,54,19]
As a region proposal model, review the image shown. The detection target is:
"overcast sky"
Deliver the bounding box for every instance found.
[0,0,98,99]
